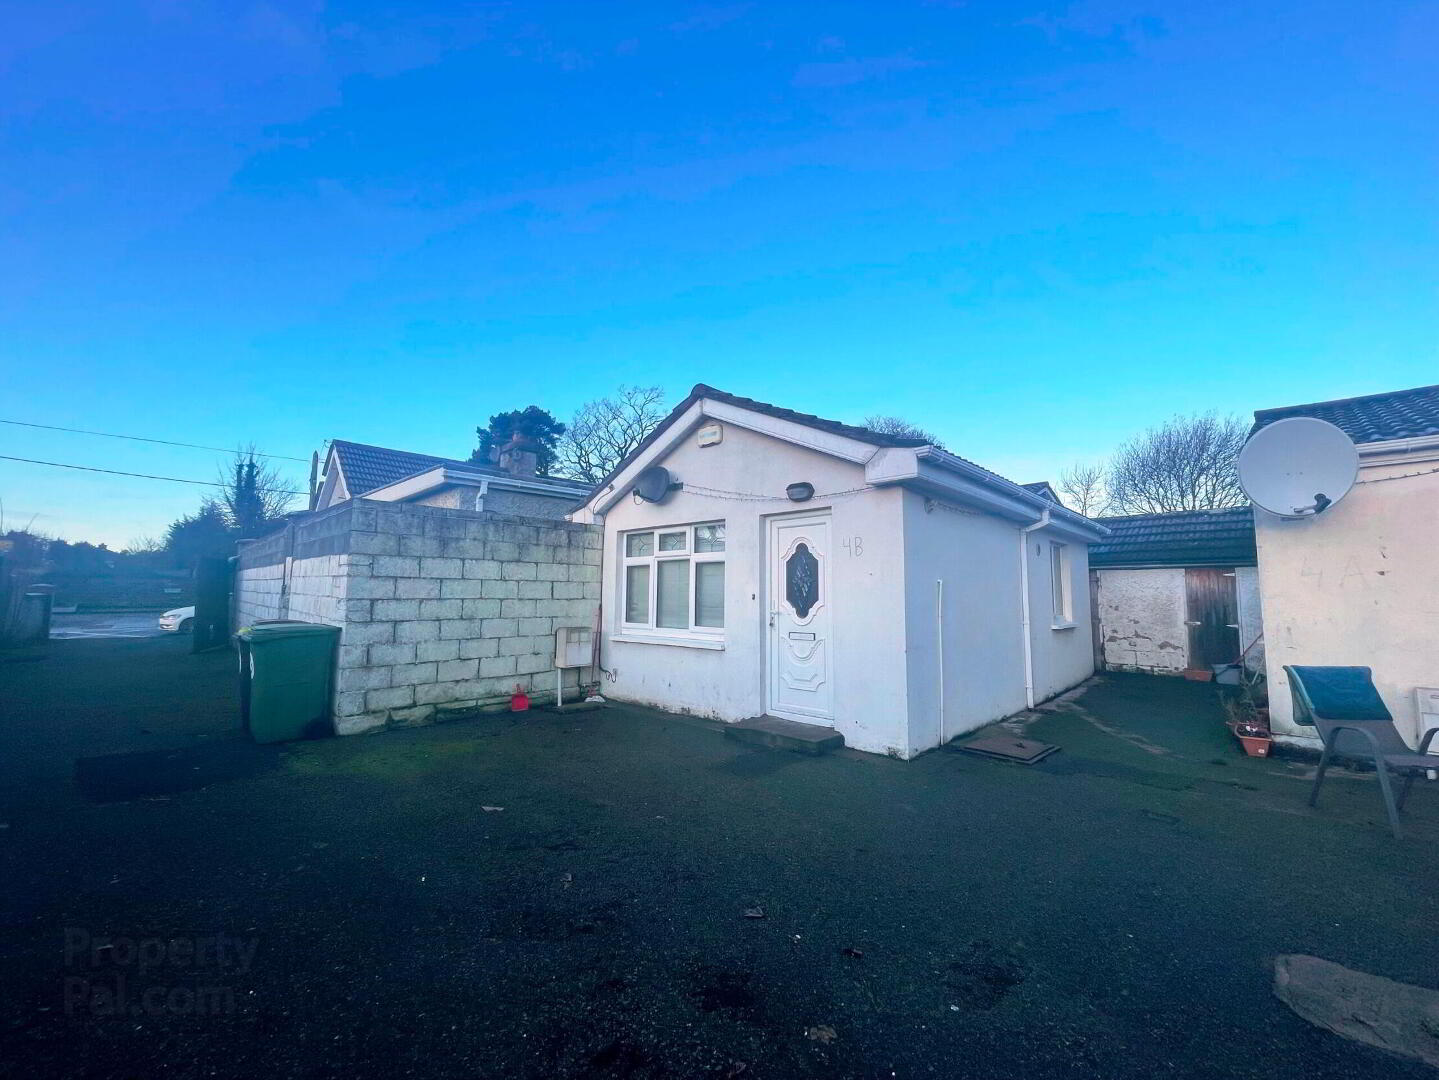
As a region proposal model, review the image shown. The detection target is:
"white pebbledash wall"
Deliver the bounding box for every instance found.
[1256,451,1439,747]
[235,500,601,736]
[590,423,1096,758]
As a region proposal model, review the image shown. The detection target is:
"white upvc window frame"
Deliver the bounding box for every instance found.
[1050,540,1074,629]
[619,522,726,644]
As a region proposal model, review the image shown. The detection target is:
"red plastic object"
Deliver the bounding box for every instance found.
[510,684,530,712]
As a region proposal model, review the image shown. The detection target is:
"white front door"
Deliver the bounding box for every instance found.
[766,512,833,724]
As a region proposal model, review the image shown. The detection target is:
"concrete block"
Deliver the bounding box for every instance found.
[440,579,485,599]
[438,619,486,640]
[514,652,552,675]
[481,579,518,599]
[366,685,414,711]
[349,577,396,599]
[501,561,538,581]
[583,582,601,600]
[415,681,467,706]
[570,564,601,583]
[517,580,552,599]
[343,621,394,645]
[480,654,518,678]
[339,666,391,692]
[501,598,537,618]
[499,635,537,657]
[338,645,369,668]
[343,599,373,621]
[373,556,421,578]
[417,639,460,662]
[419,598,463,620]
[552,581,584,599]
[443,539,488,559]
[535,562,568,581]
[389,704,436,727]
[368,642,417,666]
[395,578,442,599]
[420,557,465,578]
[458,638,500,660]
[336,713,386,736]
[373,599,421,621]
[399,535,443,557]
[487,541,520,561]
[437,658,479,682]
[517,617,552,636]
[390,661,439,686]
[581,532,602,549]
[335,691,368,717]
[395,620,441,643]
[481,617,518,639]
[463,559,503,579]
[533,599,571,617]
[350,532,398,556]
[460,598,502,620]
[521,544,557,563]
[500,523,540,545]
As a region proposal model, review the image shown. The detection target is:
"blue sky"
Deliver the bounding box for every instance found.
[3,1,1435,546]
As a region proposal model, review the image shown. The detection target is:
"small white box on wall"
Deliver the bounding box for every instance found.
[555,626,592,669]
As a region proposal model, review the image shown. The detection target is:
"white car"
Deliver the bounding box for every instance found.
[158,606,195,633]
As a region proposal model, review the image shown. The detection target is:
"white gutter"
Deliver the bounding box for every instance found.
[1018,509,1051,709]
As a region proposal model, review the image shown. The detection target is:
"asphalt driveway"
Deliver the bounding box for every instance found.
[3,637,1438,1079]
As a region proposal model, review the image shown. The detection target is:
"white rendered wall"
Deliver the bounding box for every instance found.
[1024,523,1096,703]
[1094,568,1189,674]
[592,422,913,757]
[899,493,1029,755]
[1256,458,1439,747]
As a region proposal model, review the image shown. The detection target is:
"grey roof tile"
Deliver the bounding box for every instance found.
[1091,506,1255,567]
[1251,383,1439,445]
[330,440,585,497]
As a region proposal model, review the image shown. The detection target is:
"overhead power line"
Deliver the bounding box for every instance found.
[0,418,311,462]
[0,454,305,494]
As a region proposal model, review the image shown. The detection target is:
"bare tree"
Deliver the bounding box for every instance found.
[556,386,669,484]
[862,414,944,448]
[1104,413,1248,514]
[1058,462,1110,517]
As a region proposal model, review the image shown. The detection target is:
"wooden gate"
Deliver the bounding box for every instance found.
[1184,568,1239,669]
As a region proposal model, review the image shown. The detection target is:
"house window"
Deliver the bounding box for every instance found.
[621,523,726,637]
[1050,541,1073,627]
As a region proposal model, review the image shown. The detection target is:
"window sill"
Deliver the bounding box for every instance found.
[613,632,725,651]
[1051,621,1077,631]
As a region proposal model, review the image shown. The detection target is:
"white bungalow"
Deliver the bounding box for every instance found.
[570,385,1108,758]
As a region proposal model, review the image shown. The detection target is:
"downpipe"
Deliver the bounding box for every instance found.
[1018,510,1051,710]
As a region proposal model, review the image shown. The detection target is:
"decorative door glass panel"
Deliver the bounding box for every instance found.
[785,543,819,618]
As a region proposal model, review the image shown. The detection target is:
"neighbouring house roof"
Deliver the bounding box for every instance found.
[327,440,586,498]
[1021,481,1061,504]
[1090,506,1256,568]
[1251,383,1439,445]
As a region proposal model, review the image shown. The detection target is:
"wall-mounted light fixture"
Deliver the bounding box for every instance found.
[785,482,815,502]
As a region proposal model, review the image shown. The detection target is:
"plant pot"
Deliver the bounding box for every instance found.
[1237,734,1271,757]
[1183,668,1214,682]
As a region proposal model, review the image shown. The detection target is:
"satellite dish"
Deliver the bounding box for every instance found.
[633,465,678,503]
[1238,417,1357,518]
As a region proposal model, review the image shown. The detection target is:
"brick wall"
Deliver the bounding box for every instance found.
[234,499,602,736]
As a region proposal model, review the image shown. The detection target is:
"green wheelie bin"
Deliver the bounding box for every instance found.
[235,621,342,743]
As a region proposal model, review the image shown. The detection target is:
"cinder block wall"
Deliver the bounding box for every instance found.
[235,499,602,736]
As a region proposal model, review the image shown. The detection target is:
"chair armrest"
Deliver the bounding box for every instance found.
[1419,728,1439,755]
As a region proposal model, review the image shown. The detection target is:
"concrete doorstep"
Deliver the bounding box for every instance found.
[724,715,846,755]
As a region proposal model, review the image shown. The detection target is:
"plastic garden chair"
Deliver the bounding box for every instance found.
[1285,665,1439,839]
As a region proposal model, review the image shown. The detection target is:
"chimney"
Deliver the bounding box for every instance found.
[497,433,539,479]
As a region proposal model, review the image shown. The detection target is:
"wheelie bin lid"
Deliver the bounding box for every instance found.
[235,620,342,641]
